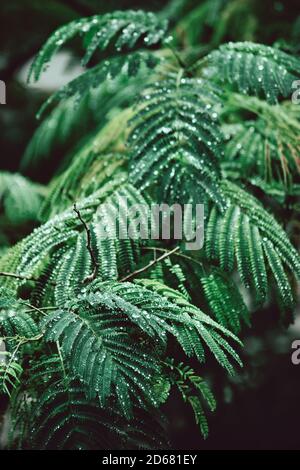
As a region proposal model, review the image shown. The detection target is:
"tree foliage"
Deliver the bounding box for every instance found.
[1,1,300,450]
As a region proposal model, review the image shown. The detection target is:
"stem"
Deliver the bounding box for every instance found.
[120,246,180,282]
[142,246,207,274]
[21,302,48,317]
[0,272,38,282]
[73,203,99,283]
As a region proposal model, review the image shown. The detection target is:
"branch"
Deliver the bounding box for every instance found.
[73,203,99,283]
[120,246,180,282]
[0,272,38,282]
[0,271,56,286]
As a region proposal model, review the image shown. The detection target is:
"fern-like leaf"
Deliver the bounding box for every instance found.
[28,10,168,82]
[206,180,300,306]
[166,358,216,439]
[206,42,300,103]
[0,172,45,224]
[128,74,225,207]
[0,349,22,396]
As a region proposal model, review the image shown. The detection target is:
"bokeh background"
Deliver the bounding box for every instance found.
[1,0,300,450]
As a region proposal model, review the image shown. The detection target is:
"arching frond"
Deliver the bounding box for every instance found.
[0,350,23,396]
[0,172,45,224]
[38,108,132,220]
[9,355,168,450]
[166,358,216,439]
[206,180,300,306]
[28,10,168,82]
[129,73,225,207]
[42,278,241,418]
[135,279,242,374]
[37,52,161,117]
[201,270,250,333]
[206,42,300,103]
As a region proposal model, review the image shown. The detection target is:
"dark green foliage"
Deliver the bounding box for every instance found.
[201,270,250,334]
[28,10,168,82]
[0,172,45,224]
[9,355,169,450]
[36,52,161,118]
[205,180,300,306]
[206,42,300,103]
[128,74,225,206]
[166,358,216,439]
[1,3,300,450]
[29,381,169,450]
[0,351,23,396]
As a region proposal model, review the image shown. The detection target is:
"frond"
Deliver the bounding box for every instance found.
[36,52,161,117]
[206,180,300,307]
[206,42,300,103]
[222,99,300,185]
[28,10,168,82]
[0,350,23,396]
[166,358,216,439]
[145,253,249,334]
[0,310,39,342]
[29,381,168,450]
[10,355,168,450]
[0,287,40,344]
[201,270,250,333]
[0,182,150,303]
[42,307,161,418]
[135,279,242,374]
[128,74,226,207]
[41,277,241,422]
[0,172,45,224]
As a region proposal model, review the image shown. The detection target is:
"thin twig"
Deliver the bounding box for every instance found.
[120,246,180,282]
[0,272,38,282]
[21,302,49,317]
[0,271,56,286]
[142,246,206,272]
[73,203,99,283]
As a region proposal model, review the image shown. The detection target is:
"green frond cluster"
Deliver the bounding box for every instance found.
[42,278,241,414]
[5,184,150,304]
[0,172,45,224]
[28,10,167,116]
[28,10,168,82]
[223,118,300,185]
[206,180,300,306]
[129,74,225,206]
[136,279,242,373]
[201,270,250,333]
[37,52,161,117]
[206,42,300,103]
[0,309,39,342]
[28,381,168,450]
[1,5,300,450]
[166,358,216,439]
[8,355,168,450]
[0,350,23,396]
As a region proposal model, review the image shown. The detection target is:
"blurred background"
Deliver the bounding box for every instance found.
[1,0,300,450]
